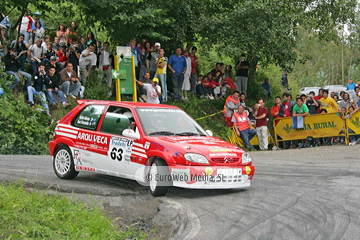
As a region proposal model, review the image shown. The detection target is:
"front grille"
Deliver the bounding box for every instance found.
[211,157,240,164]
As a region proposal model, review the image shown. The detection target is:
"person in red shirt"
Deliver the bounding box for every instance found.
[271,96,282,125]
[254,99,269,150]
[232,105,257,150]
[57,45,68,69]
[189,46,198,94]
[314,88,323,101]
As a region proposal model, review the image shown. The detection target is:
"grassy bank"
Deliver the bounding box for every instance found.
[0,183,147,239]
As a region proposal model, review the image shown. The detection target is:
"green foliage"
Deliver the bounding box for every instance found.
[0,78,52,154]
[83,72,112,101]
[0,182,148,239]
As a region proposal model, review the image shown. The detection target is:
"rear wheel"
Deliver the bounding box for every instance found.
[149,159,171,196]
[53,146,79,179]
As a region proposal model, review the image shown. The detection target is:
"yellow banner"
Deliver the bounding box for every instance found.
[275,113,345,140]
[229,127,273,147]
[347,111,360,134]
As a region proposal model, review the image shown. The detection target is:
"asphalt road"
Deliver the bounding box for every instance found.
[1,144,360,239]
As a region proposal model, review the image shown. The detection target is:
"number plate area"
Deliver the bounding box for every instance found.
[217,168,242,176]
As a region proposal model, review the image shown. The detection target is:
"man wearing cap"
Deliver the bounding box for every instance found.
[4,48,32,90]
[168,47,187,100]
[147,42,161,79]
[45,56,61,77]
[136,77,162,104]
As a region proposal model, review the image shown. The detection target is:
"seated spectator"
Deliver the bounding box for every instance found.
[45,56,61,77]
[42,35,51,51]
[232,105,257,150]
[57,45,68,69]
[45,66,71,108]
[32,20,45,43]
[0,26,11,60]
[202,76,215,99]
[0,12,11,36]
[59,62,81,98]
[223,90,240,127]
[52,37,61,51]
[196,75,206,98]
[27,38,48,73]
[224,65,233,79]
[260,77,271,98]
[11,34,28,71]
[45,42,56,60]
[4,48,32,91]
[27,63,50,115]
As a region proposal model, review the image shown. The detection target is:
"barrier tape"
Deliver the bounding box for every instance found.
[195,110,223,121]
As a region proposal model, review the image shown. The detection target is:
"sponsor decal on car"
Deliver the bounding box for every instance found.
[77,132,108,144]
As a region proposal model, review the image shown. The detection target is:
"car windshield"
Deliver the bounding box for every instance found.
[136,108,208,136]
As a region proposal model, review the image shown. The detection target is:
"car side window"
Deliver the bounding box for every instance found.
[100,106,134,136]
[73,105,106,130]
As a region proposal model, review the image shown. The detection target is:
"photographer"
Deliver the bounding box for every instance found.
[67,38,81,74]
[305,91,320,114]
[27,63,50,115]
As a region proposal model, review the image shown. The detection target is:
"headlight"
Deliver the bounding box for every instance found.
[242,153,252,164]
[184,153,209,164]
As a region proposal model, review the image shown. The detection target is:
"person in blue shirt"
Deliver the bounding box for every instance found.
[30,12,45,31]
[261,77,271,98]
[168,47,187,100]
[347,78,356,90]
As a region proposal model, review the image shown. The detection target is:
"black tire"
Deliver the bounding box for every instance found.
[53,145,79,179]
[149,159,171,196]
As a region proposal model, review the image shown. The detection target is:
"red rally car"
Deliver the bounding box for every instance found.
[49,100,255,196]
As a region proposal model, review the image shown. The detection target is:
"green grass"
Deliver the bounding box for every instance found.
[0,182,147,240]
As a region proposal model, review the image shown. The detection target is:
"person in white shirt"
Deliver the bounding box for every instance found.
[27,38,47,73]
[98,42,113,89]
[78,44,97,85]
[181,49,192,101]
[136,77,162,104]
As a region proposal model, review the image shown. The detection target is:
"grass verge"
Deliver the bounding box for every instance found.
[0,182,147,239]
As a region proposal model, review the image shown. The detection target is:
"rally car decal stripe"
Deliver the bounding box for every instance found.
[131,151,147,158]
[132,146,146,153]
[57,123,79,130]
[133,142,143,148]
[55,131,77,139]
[56,127,78,134]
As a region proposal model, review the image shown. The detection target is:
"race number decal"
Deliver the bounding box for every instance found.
[108,136,133,162]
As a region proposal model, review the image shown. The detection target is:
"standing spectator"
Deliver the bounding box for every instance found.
[4,48,32,90]
[224,65,233,79]
[223,90,240,127]
[30,12,44,31]
[168,47,187,100]
[42,35,51,51]
[281,71,290,89]
[0,12,11,36]
[293,97,310,118]
[211,62,224,82]
[232,105,257,150]
[11,34,28,71]
[45,42,56,60]
[32,20,45,43]
[271,96,282,125]
[189,46,198,94]
[147,42,160,79]
[0,26,11,59]
[348,106,360,146]
[357,80,360,87]
[337,92,351,111]
[314,88,323,101]
[347,78,356,90]
[254,99,269,150]
[52,37,61,51]
[57,45,68,70]
[27,38,47,73]
[27,63,50,115]
[279,92,296,149]
[353,86,360,105]
[182,50,192,101]
[320,89,338,113]
[59,62,81,98]
[79,37,86,52]
[306,91,320,114]
[139,41,151,80]
[18,10,33,43]
[98,41,114,91]
[260,77,271,98]
[154,48,168,102]
[66,21,78,45]
[235,54,250,94]
[45,66,71,108]
[78,44,97,85]
[67,37,81,74]
[136,77,161,104]
[129,39,140,79]
[56,23,67,46]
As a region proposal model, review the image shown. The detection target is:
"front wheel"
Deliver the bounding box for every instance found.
[149,159,171,196]
[53,146,79,179]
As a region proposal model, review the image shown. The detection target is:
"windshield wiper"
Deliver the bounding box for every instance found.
[175,132,204,136]
[148,131,175,136]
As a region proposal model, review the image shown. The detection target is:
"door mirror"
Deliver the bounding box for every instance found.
[122,129,140,140]
[205,130,213,136]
